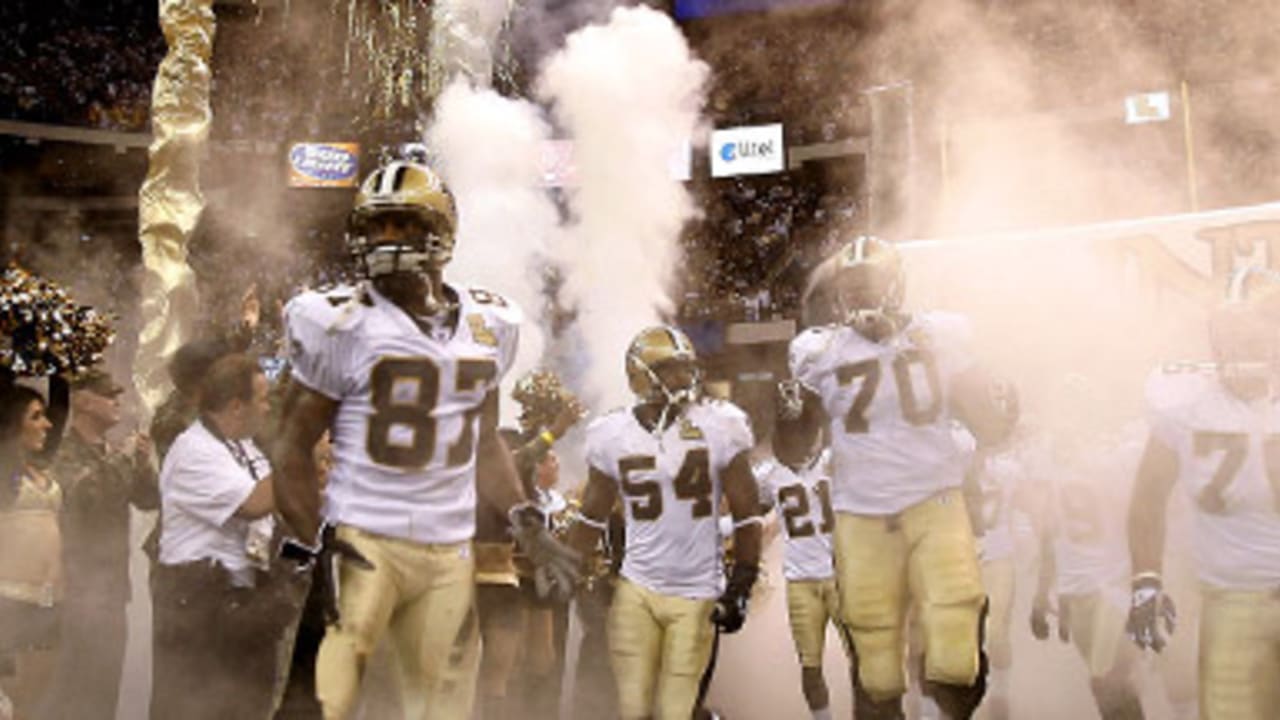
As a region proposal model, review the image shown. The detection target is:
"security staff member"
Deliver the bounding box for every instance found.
[151,354,287,720]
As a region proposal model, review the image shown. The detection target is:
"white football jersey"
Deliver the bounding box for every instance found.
[586,399,755,600]
[1146,367,1280,590]
[1044,430,1141,596]
[789,312,976,515]
[756,450,835,582]
[285,282,520,544]
[976,450,1022,563]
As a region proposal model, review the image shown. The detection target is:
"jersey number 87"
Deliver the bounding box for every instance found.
[366,357,497,469]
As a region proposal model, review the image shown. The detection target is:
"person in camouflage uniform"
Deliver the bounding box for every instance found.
[39,368,158,720]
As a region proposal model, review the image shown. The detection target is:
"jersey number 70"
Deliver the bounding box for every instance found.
[1193,430,1280,513]
[836,348,942,433]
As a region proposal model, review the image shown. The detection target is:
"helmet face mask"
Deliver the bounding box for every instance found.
[1211,306,1280,401]
[348,161,457,280]
[828,236,905,341]
[626,326,701,408]
[1211,267,1280,401]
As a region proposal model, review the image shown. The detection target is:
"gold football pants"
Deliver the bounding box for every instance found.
[315,526,479,720]
[786,578,846,667]
[834,489,986,701]
[608,578,716,720]
[1198,585,1280,720]
[981,558,1015,670]
[1060,591,1133,682]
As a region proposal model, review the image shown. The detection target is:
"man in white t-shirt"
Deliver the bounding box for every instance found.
[151,353,283,720]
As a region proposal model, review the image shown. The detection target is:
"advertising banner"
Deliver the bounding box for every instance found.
[288,143,360,188]
[710,123,784,178]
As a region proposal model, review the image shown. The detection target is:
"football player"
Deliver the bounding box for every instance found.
[757,380,850,720]
[567,326,763,720]
[1028,397,1146,720]
[971,440,1023,720]
[273,160,578,720]
[1128,266,1280,720]
[786,236,1018,720]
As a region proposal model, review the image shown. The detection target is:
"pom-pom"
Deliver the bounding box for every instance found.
[0,265,115,378]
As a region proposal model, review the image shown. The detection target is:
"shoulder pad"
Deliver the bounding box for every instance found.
[285,285,366,336]
[911,310,974,348]
[1145,364,1213,420]
[585,407,630,439]
[790,325,836,358]
[789,325,837,379]
[461,286,524,327]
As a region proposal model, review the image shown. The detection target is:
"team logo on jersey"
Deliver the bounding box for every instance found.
[467,314,498,347]
[679,418,704,440]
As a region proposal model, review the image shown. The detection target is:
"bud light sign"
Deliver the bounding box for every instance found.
[288,143,360,188]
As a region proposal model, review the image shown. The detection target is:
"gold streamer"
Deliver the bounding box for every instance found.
[135,0,216,415]
[328,0,517,120]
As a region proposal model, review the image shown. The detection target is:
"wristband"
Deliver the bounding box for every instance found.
[576,513,608,531]
[539,430,557,446]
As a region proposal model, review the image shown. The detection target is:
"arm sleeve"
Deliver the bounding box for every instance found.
[752,462,776,508]
[788,329,827,393]
[284,295,347,400]
[1144,368,1199,449]
[720,404,756,459]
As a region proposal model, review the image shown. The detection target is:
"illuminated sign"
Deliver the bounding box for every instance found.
[288,143,360,188]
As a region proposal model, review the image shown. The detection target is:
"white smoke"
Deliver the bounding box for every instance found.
[537,6,709,409]
[426,80,560,417]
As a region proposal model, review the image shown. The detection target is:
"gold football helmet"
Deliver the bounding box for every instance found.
[347,160,458,278]
[1211,266,1280,399]
[804,235,905,339]
[625,326,700,406]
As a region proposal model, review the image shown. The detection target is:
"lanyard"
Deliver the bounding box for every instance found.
[199,418,260,482]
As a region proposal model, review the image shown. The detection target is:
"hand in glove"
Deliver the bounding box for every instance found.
[1029,594,1070,642]
[282,525,374,627]
[712,564,759,634]
[1126,573,1177,652]
[510,503,581,602]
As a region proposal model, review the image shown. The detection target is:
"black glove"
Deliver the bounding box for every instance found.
[1126,573,1176,652]
[510,503,581,603]
[282,525,374,627]
[712,563,759,634]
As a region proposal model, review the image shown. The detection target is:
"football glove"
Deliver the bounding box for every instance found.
[1126,573,1176,652]
[1029,595,1070,642]
[712,563,759,634]
[510,503,581,603]
[281,524,374,627]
